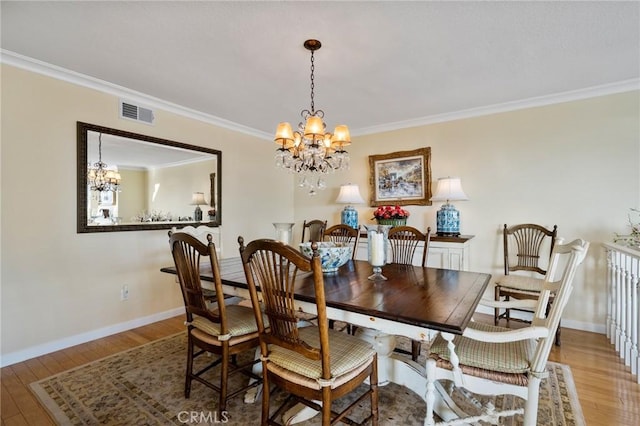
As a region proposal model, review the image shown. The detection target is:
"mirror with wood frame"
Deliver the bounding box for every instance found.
[77,122,221,233]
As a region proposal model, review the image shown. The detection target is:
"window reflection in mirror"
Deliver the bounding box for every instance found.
[77,122,221,233]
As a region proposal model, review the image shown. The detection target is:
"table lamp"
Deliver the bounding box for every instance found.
[190,192,207,221]
[430,177,468,236]
[335,183,365,229]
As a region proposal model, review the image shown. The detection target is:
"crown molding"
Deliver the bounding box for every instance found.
[0,49,273,140]
[3,49,638,139]
[353,78,640,136]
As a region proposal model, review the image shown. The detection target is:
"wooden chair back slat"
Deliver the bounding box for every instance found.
[239,238,324,361]
[323,224,360,259]
[169,232,224,327]
[388,226,431,267]
[504,223,557,276]
[301,219,327,243]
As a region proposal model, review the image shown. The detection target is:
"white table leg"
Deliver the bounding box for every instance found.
[355,327,397,385]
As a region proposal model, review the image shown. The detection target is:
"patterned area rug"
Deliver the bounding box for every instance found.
[30,333,585,425]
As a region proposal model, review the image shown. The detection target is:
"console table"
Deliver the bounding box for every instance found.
[356,233,474,271]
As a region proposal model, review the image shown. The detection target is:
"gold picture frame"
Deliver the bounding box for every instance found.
[368,147,432,206]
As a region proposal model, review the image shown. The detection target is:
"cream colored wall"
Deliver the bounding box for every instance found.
[0,65,294,361]
[148,159,216,219]
[294,91,640,330]
[118,168,147,221]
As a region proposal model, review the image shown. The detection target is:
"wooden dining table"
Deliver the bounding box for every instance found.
[161,256,491,424]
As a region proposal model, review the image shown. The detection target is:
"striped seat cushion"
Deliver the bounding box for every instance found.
[192,304,264,337]
[496,274,545,293]
[268,326,375,385]
[429,322,535,374]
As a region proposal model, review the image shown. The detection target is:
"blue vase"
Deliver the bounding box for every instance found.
[436,203,461,236]
[341,206,359,229]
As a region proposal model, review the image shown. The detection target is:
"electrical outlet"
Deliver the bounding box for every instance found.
[121,285,129,301]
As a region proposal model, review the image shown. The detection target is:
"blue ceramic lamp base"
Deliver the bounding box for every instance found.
[341,206,359,229]
[436,203,461,236]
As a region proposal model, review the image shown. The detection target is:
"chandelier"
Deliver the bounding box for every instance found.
[87,133,121,192]
[274,39,351,195]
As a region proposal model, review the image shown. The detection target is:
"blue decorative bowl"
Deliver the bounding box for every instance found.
[299,242,353,273]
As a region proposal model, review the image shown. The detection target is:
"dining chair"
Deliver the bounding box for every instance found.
[426,238,589,426]
[170,226,241,307]
[494,223,560,345]
[301,219,328,243]
[387,226,431,361]
[238,237,379,426]
[169,232,262,415]
[323,224,360,259]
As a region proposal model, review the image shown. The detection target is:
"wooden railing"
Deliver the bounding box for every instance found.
[604,242,639,383]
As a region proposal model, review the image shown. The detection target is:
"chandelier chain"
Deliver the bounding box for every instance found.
[309,50,315,114]
[98,134,103,162]
[88,133,121,193]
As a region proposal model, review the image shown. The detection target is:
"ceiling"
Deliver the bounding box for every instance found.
[86,131,214,169]
[2,1,639,139]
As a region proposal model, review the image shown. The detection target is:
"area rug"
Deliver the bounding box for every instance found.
[30,333,585,425]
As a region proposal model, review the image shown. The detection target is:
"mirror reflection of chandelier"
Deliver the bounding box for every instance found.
[274,39,351,195]
[87,133,121,192]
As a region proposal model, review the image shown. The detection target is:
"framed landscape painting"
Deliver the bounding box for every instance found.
[368,147,432,206]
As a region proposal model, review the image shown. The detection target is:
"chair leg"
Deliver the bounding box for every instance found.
[321,385,332,426]
[185,333,194,398]
[494,285,501,326]
[523,375,541,426]
[505,294,511,323]
[261,363,270,426]
[425,357,437,426]
[219,344,229,414]
[371,355,379,426]
[411,339,421,362]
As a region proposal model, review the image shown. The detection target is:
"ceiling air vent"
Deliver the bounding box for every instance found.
[119,100,155,125]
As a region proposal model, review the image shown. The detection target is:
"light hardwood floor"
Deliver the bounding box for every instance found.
[2,315,639,425]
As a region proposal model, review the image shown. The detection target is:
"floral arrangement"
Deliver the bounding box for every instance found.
[208,208,216,217]
[614,208,640,246]
[372,205,410,220]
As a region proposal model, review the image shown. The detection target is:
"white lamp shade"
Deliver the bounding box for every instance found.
[304,116,324,137]
[190,192,207,205]
[336,184,365,204]
[430,177,468,202]
[274,122,294,143]
[331,125,351,146]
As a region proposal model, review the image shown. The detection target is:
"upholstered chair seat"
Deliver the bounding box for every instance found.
[495,275,546,293]
[267,326,377,389]
[192,305,267,338]
[429,322,536,386]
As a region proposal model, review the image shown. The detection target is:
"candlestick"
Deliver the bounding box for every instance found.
[365,224,391,281]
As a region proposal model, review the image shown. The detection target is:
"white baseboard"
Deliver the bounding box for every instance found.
[1,307,184,368]
[475,305,606,334]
